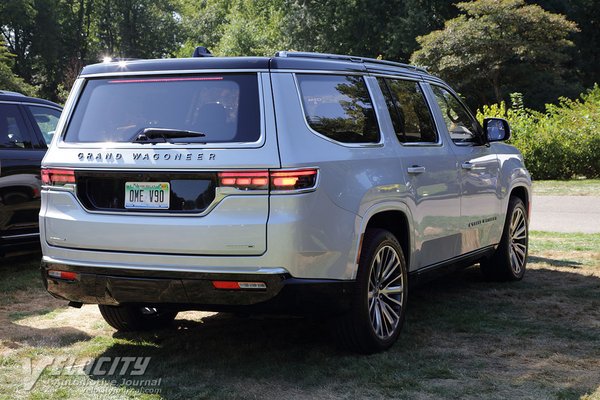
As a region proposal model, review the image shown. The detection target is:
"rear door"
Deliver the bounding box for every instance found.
[42,72,280,255]
[0,103,46,241]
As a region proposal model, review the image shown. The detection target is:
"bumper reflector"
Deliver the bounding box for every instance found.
[48,270,79,281]
[212,281,267,290]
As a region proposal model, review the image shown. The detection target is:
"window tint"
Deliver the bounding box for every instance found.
[378,78,437,143]
[27,106,61,145]
[297,74,379,143]
[0,104,31,148]
[64,74,260,143]
[431,86,481,143]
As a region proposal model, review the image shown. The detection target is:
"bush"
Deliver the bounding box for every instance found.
[477,86,600,180]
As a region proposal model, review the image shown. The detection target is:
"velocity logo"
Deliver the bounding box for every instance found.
[22,356,152,391]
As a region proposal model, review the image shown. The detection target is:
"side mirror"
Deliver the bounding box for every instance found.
[483,118,511,142]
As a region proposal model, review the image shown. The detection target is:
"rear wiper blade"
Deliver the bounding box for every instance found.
[132,128,206,143]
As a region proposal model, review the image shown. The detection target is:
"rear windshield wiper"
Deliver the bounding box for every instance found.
[132,128,207,143]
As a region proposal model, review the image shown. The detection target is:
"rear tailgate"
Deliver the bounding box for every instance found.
[41,71,280,256]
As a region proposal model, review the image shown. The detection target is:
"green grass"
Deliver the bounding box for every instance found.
[1,234,599,400]
[0,254,43,305]
[530,231,600,253]
[533,179,600,196]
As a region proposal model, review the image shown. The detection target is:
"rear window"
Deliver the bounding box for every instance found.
[64,74,260,143]
[297,74,380,144]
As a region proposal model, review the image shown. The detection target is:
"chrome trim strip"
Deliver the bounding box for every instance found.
[81,68,270,78]
[1,232,39,239]
[42,255,289,275]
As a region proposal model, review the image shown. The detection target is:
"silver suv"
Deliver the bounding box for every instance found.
[40,51,531,353]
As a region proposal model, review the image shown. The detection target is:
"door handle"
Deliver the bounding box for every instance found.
[407,165,426,174]
[461,162,474,170]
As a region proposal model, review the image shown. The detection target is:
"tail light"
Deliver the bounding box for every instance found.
[218,169,318,193]
[41,169,76,187]
[218,171,269,190]
[270,169,318,191]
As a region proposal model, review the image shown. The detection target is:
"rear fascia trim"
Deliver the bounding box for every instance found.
[42,255,288,276]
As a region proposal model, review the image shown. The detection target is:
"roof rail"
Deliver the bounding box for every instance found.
[275,51,427,73]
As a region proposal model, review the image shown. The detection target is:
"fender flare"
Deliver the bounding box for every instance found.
[349,201,415,279]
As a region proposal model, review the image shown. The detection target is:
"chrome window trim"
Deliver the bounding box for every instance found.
[368,72,423,82]
[56,72,267,150]
[292,72,385,148]
[81,68,270,78]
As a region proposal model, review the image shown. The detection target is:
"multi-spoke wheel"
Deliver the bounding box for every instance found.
[481,197,528,281]
[368,245,404,340]
[99,304,178,332]
[334,228,407,353]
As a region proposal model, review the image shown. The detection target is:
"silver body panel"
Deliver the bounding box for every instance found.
[40,66,531,283]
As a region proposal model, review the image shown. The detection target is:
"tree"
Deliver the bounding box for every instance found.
[410,0,579,108]
[0,0,36,81]
[283,0,456,61]
[0,41,36,95]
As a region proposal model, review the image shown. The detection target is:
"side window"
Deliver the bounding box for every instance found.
[27,105,61,145]
[297,74,380,144]
[431,85,481,143]
[377,78,437,143]
[0,104,32,148]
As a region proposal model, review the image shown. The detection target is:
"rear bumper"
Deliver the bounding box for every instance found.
[41,259,355,315]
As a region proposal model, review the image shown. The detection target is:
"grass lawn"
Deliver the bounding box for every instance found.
[1,232,599,400]
[533,179,600,196]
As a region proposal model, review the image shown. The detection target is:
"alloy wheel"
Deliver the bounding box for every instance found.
[368,245,404,340]
[509,207,527,275]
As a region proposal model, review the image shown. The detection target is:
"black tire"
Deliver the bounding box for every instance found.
[98,305,178,332]
[481,196,528,281]
[334,228,408,354]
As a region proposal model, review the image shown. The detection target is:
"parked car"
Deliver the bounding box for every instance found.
[0,91,61,256]
[40,51,531,353]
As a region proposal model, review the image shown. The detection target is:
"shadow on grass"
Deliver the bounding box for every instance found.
[0,254,92,349]
[527,255,583,268]
[87,265,600,399]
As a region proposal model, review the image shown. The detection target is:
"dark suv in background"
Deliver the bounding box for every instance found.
[0,91,61,256]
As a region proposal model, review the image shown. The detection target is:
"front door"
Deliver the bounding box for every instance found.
[429,85,502,254]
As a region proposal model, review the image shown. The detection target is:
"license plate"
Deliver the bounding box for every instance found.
[125,182,170,209]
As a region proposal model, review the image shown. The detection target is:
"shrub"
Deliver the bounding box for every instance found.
[477,85,600,180]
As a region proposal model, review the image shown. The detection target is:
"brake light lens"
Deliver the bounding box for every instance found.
[41,169,76,186]
[218,169,318,192]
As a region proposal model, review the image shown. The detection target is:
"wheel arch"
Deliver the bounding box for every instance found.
[508,184,531,218]
[354,202,414,279]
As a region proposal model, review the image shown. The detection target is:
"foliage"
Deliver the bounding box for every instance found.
[410,0,580,109]
[1,0,183,101]
[477,85,600,180]
[0,41,36,96]
[0,0,598,111]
